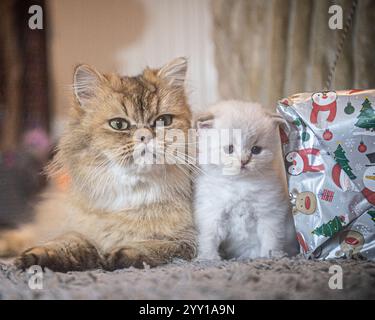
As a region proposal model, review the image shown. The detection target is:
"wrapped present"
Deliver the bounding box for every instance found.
[277,90,375,260]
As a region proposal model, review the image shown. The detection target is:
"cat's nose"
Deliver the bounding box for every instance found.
[134,128,153,144]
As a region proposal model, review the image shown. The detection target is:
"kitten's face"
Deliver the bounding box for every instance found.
[58,58,191,176]
[197,101,284,176]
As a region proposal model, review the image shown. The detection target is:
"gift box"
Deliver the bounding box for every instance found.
[277,90,375,260]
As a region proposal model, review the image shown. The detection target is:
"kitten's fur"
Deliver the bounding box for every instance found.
[194,101,298,260]
[0,58,196,271]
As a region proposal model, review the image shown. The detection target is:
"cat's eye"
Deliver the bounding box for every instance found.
[153,114,173,127]
[223,144,234,154]
[251,146,262,154]
[109,118,130,131]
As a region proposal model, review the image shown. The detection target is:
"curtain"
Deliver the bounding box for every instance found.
[0,0,50,151]
[212,0,375,110]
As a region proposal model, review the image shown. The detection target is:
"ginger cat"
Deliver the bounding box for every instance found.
[0,58,196,272]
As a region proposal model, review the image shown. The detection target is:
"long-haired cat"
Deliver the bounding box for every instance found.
[194,100,298,260]
[0,57,196,271]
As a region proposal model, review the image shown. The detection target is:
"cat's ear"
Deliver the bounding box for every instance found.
[196,112,214,129]
[269,113,287,127]
[73,64,103,106]
[157,57,187,88]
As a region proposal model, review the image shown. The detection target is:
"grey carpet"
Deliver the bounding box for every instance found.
[1,257,374,300]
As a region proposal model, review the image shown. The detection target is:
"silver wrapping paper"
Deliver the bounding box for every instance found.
[277,90,375,260]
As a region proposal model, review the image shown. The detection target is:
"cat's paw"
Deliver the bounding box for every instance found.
[0,237,12,257]
[15,246,63,271]
[0,233,23,257]
[105,246,159,270]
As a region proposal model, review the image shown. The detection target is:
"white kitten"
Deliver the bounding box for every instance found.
[194,100,298,260]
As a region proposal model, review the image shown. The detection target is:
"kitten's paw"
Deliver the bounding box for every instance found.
[197,252,221,261]
[105,246,159,270]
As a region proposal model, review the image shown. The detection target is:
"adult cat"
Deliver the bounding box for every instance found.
[0,58,196,272]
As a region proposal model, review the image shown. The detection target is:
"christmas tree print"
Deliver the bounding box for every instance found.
[355,98,375,131]
[312,216,345,237]
[334,144,356,180]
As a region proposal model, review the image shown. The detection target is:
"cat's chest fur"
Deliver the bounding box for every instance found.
[38,165,194,253]
[197,173,275,216]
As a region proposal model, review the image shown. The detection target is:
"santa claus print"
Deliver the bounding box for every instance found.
[285,148,325,176]
[310,91,337,124]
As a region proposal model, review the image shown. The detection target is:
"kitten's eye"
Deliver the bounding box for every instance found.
[251,146,262,154]
[109,118,129,131]
[154,114,173,127]
[223,144,234,154]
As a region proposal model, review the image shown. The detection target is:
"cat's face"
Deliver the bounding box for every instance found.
[196,100,285,176]
[56,58,191,177]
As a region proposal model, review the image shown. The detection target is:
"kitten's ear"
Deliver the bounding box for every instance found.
[196,112,214,129]
[157,57,187,88]
[73,64,103,106]
[269,113,287,127]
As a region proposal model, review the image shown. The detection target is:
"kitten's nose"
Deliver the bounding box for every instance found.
[241,157,250,167]
[134,128,153,144]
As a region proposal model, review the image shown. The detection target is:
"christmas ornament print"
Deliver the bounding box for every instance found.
[323,129,333,141]
[301,132,310,142]
[344,101,355,115]
[358,141,367,153]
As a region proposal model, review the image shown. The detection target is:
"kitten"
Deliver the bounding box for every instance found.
[0,57,196,271]
[194,100,298,260]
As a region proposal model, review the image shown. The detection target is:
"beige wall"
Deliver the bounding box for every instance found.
[48,0,218,137]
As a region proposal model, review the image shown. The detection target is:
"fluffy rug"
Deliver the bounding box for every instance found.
[1,257,374,300]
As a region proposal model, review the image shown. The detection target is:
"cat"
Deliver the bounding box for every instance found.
[0,57,197,271]
[194,100,298,260]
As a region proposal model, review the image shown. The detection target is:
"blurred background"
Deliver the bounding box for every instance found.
[0,0,374,228]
